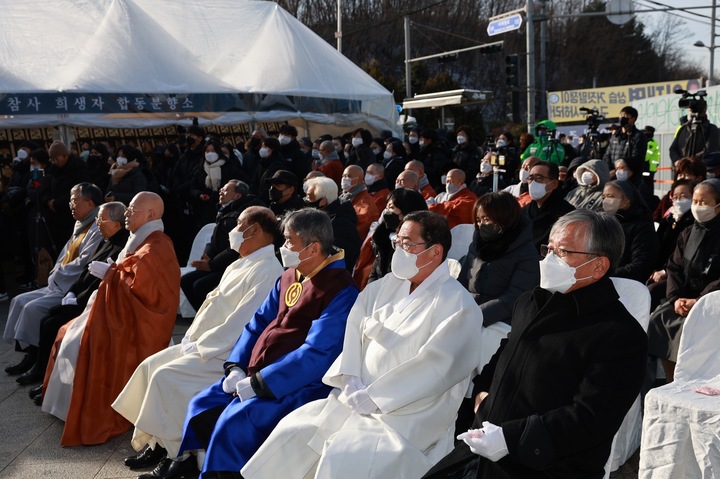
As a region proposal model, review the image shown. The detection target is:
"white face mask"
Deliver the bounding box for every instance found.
[17,149,28,160]
[615,170,629,181]
[446,182,460,195]
[456,135,467,145]
[408,136,419,144]
[352,137,363,148]
[440,174,447,185]
[302,182,310,194]
[259,147,270,159]
[391,245,432,280]
[419,140,426,147]
[672,198,692,216]
[116,156,128,166]
[602,197,621,214]
[539,252,596,294]
[372,147,381,155]
[228,225,253,252]
[311,149,320,159]
[496,139,507,148]
[529,180,548,201]
[383,150,392,160]
[205,152,219,163]
[278,135,291,145]
[480,162,493,174]
[364,173,376,186]
[692,204,719,223]
[279,243,311,268]
[519,169,530,183]
[341,177,353,192]
[580,171,595,186]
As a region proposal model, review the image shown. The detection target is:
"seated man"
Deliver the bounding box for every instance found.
[405,159,437,200]
[42,191,181,446]
[522,161,575,253]
[3,182,103,376]
[305,176,362,271]
[422,209,647,479]
[364,162,390,212]
[19,201,129,388]
[170,208,358,479]
[181,179,262,311]
[340,164,380,239]
[395,169,420,191]
[428,168,478,229]
[564,159,610,212]
[243,211,484,479]
[266,170,305,220]
[113,206,284,473]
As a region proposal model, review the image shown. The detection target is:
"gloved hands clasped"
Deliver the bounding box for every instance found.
[457,421,509,462]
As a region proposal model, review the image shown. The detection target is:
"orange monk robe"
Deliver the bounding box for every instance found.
[60,231,180,446]
[369,187,390,213]
[428,187,477,229]
[352,235,375,291]
[351,189,379,240]
[420,183,437,201]
[516,191,532,207]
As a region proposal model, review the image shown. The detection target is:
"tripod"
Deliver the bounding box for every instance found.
[28,170,57,287]
[682,115,708,159]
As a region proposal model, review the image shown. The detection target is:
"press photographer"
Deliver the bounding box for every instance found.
[577,107,606,161]
[602,106,647,179]
[669,89,719,162]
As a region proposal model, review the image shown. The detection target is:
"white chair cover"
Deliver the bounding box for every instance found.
[178,223,216,318]
[639,291,720,479]
[602,278,651,478]
[447,224,475,262]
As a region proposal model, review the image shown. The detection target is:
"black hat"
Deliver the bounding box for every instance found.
[702,151,720,171]
[266,170,298,186]
[298,137,313,148]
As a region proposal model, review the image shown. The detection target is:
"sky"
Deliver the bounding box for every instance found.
[634,0,717,84]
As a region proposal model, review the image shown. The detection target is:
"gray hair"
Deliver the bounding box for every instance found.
[227,179,249,196]
[71,182,103,207]
[307,176,338,203]
[99,201,126,224]
[281,208,334,256]
[550,209,625,274]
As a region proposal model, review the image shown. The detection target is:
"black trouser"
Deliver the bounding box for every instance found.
[32,304,84,376]
[181,269,223,312]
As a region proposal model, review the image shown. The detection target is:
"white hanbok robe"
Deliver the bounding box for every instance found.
[111,244,283,457]
[3,221,102,347]
[242,261,485,479]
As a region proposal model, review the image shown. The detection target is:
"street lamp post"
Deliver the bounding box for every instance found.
[693,0,716,87]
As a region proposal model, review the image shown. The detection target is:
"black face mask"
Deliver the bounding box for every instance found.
[620,116,630,128]
[304,198,323,208]
[186,136,196,146]
[269,186,284,202]
[382,211,401,232]
[478,223,502,243]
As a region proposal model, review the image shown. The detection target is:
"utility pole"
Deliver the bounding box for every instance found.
[336,0,342,53]
[711,0,717,86]
[405,16,412,99]
[539,0,547,119]
[526,0,536,132]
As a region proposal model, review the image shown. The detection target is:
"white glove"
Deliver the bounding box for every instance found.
[457,421,509,462]
[346,388,378,415]
[341,375,365,398]
[181,336,198,356]
[426,197,437,206]
[88,257,114,279]
[236,376,256,401]
[61,292,77,306]
[222,368,246,394]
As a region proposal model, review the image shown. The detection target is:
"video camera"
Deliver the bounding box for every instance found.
[580,107,605,136]
[675,88,707,113]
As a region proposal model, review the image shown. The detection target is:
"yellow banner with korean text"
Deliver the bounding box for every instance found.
[547,79,702,123]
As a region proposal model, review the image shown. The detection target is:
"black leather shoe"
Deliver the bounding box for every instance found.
[16,369,43,385]
[137,457,198,479]
[5,355,35,376]
[29,385,43,399]
[33,393,43,406]
[125,445,168,469]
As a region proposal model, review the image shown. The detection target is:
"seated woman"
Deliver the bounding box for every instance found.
[454,191,540,433]
[648,179,720,382]
[614,158,658,212]
[647,179,697,309]
[105,145,149,205]
[190,139,241,227]
[602,179,659,282]
[367,188,428,283]
[653,157,706,221]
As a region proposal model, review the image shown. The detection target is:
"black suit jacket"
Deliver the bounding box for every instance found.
[423,277,647,479]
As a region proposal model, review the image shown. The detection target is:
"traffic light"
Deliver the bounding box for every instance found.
[437,53,459,64]
[506,91,520,123]
[478,43,503,55]
[505,54,519,88]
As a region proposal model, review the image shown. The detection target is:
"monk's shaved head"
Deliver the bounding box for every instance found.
[125,191,165,232]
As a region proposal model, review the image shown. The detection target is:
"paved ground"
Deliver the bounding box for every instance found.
[0,266,640,478]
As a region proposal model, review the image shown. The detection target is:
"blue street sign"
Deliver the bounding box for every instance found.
[487,13,523,36]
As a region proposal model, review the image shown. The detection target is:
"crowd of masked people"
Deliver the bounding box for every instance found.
[1,104,719,479]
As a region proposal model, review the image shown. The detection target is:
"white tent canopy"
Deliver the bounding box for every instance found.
[0,0,399,135]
